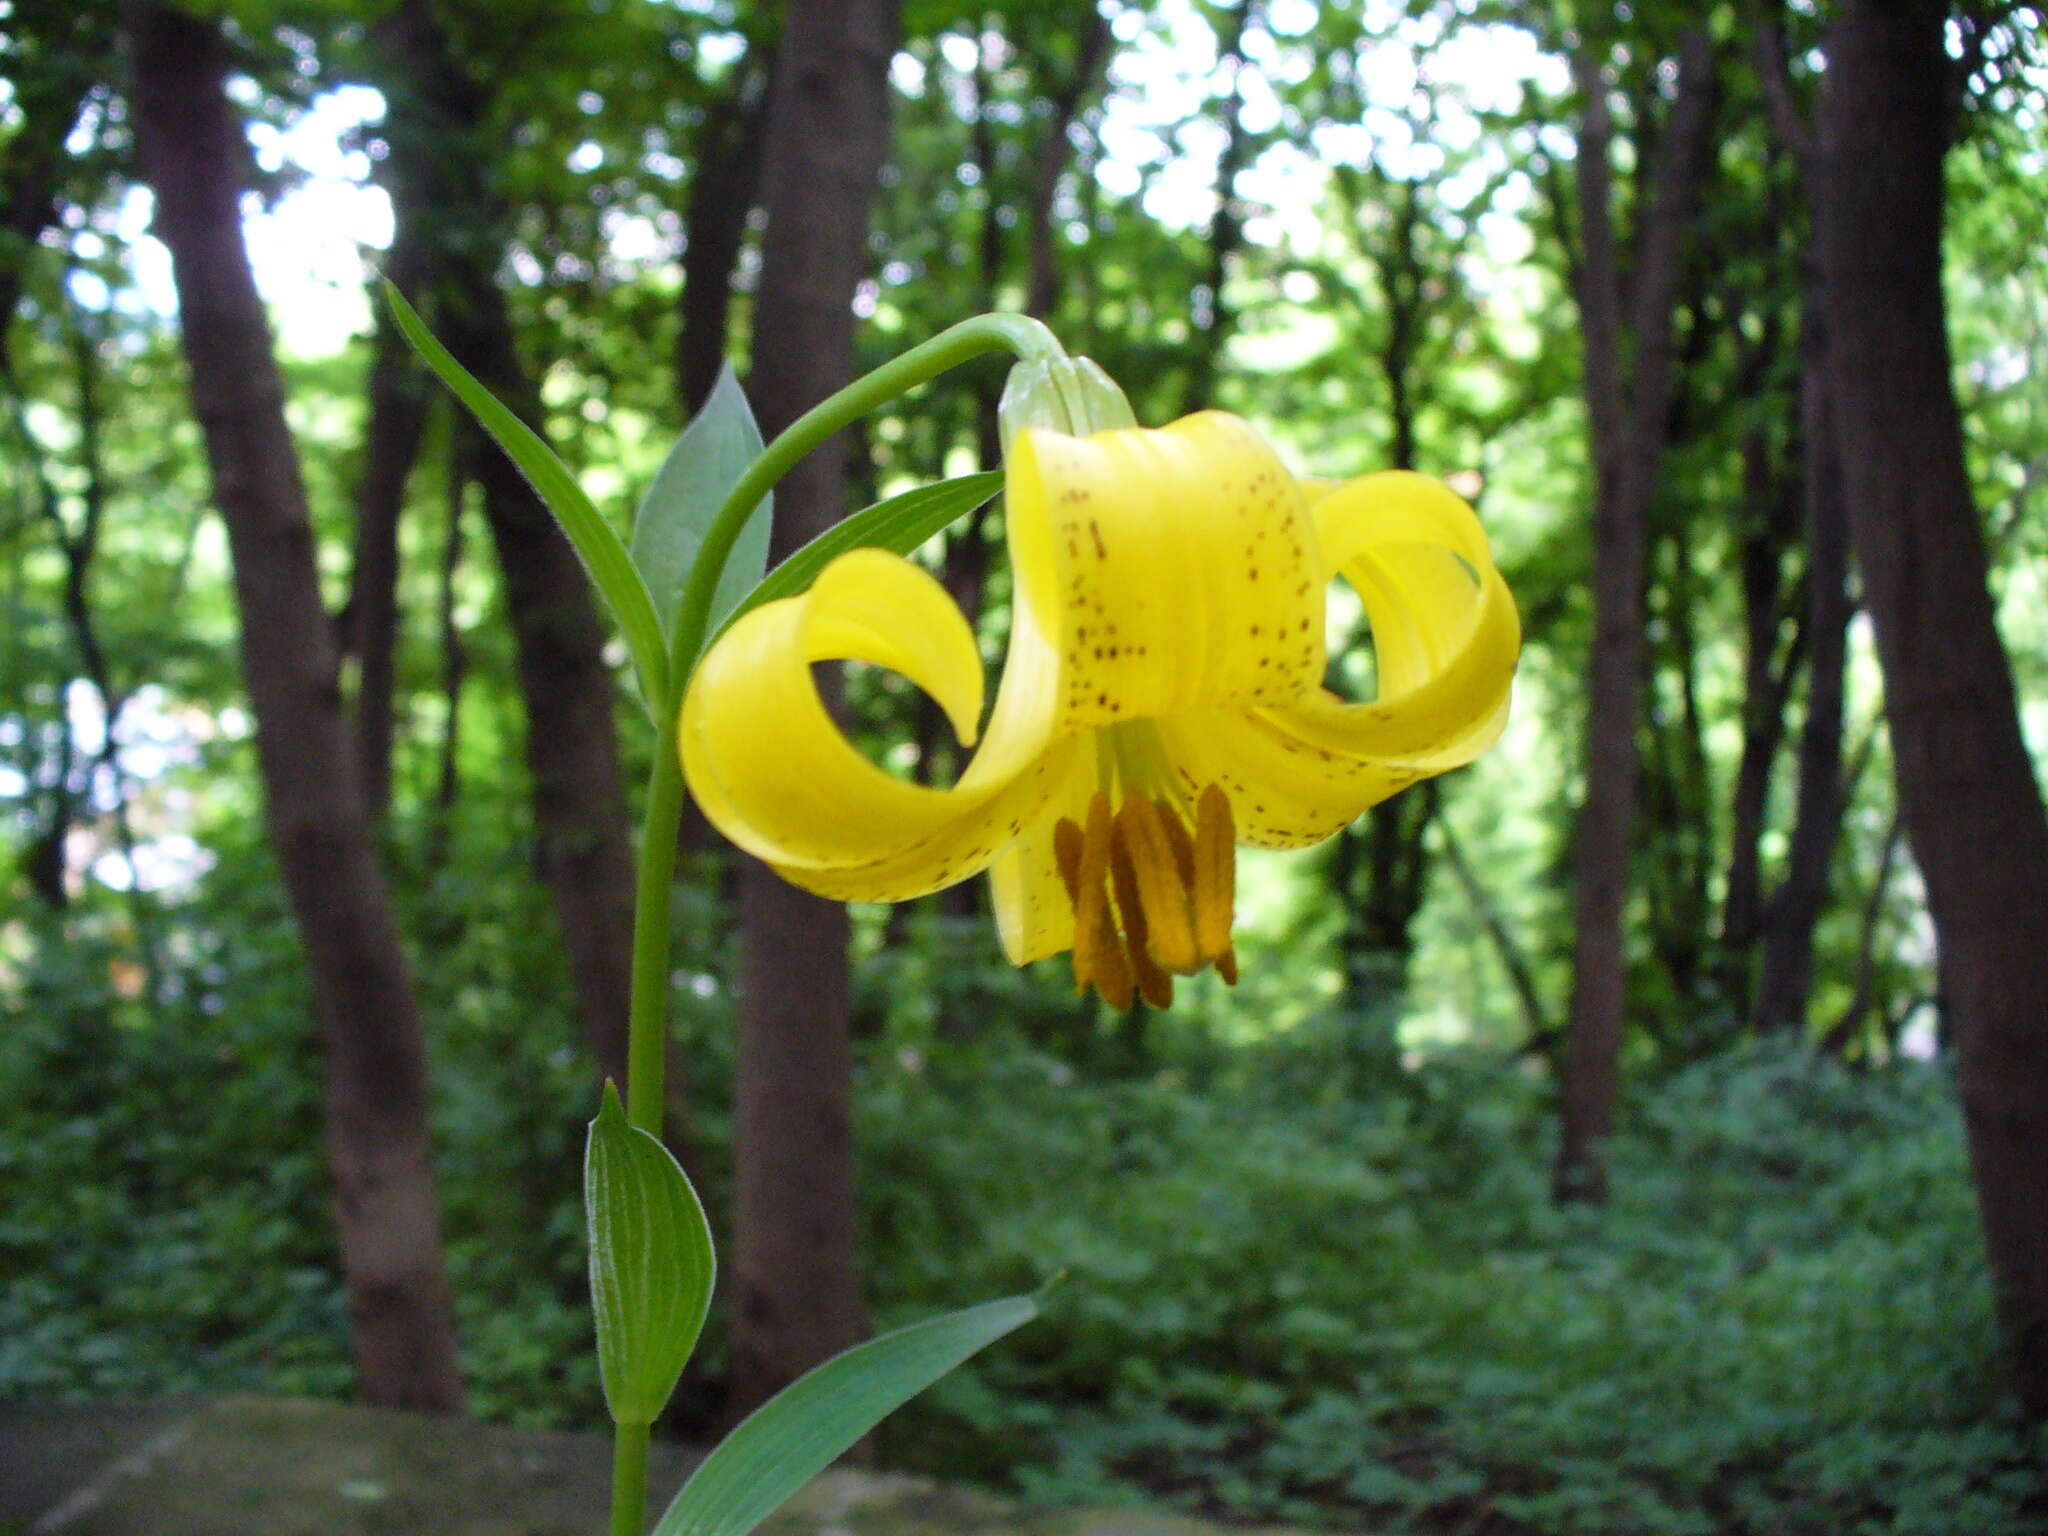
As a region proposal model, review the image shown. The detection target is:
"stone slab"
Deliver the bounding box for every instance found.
[0,1396,1316,1536]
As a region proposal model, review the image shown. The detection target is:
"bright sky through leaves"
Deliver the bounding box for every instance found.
[108,2,1566,360]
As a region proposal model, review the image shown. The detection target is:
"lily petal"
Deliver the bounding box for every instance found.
[680,547,1073,898]
[988,753,1098,964]
[1006,411,1326,728]
[1157,471,1519,848]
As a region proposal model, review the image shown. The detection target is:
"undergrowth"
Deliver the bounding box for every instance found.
[3,893,2043,1535]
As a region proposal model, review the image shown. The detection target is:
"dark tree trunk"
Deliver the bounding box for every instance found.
[1753,310,1853,1032]
[1814,0,2048,1415]
[1555,30,1714,1205]
[125,0,464,1413]
[1336,169,1434,998]
[346,234,431,822]
[371,0,643,1104]
[0,0,113,366]
[677,43,774,415]
[426,436,470,875]
[1181,0,1252,415]
[1437,813,1554,1052]
[726,0,898,1423]
[673,46,774,875]
[1717,310,1801,975]
[440,270,642,1094]
[1024,3,1112,321]
[1823,812,1904,1057]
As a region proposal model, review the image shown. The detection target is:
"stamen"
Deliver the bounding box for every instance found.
[1155,796,1198,889]
[1114,797,1200,974]
[1107,832,1176,1009]
[1075,794,1133,1010]
[1053,816,1087,994]
[1192,784,1237,968]
[1052,776,1240,1007]
[1056,803,1126,1007]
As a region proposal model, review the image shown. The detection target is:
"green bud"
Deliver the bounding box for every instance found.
[997,356,1137,454]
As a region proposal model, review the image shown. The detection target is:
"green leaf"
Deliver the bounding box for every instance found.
[650,1292,1037,1536]
[382,281,670,712]
[585,1083,714,1427]
[631,364,773,643]
[713,470,1003,644]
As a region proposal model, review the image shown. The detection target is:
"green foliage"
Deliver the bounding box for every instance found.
[585,1084,714,1428]
[860,1033,2041,1536]
[383,280,671,713]
[629,364,773,647]
[715,471,1003,645]
[652,1294,1039,1536]
[7,878,2039,1536]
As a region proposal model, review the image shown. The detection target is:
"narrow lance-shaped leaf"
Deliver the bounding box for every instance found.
[585,1083,715,1427]
[382,281,670,712]
[651,1291,1039,1536]
[632,363,774,643]
[712,470,1003,648]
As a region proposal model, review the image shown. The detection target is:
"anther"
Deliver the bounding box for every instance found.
[1054,796,1132,1010]
[1192,784,1237,967]
[1114,797,1199,974]
[1107,831,1176,1009]
[1054,785,1240,1006]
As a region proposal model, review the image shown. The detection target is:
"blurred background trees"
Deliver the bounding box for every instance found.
[4,0,2047,1527]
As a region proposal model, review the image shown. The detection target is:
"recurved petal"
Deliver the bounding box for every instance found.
[1005,411,1325,729]
[1157,470,1519,849]
[988,753,1098,965]
[680,546,1073,901]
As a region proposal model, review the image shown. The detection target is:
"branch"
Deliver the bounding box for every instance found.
[1435,815,1557,1053]
[1570,43,1624,474]
[1751,8,1816,177]
[1621,27,1717,404]
[1823,812,1906,1056]
[1026,0,1113,319]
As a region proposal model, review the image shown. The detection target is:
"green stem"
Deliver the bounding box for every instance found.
[604,310,1063,1536]
[608,1422,651,1536]
[667,311,1064,685]
[622,310,1060,1134]
[623,700,687,1131]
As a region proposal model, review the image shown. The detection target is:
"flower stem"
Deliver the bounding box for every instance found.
[603,310,1062,1536]
[623,701,687,1131]
[609,1422,651,1536]
[665,311,1065,683]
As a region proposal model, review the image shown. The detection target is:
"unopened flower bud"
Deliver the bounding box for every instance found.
[997,356,1136,453]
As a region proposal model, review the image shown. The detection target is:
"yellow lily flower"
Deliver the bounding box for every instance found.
[680,410,1519,1009]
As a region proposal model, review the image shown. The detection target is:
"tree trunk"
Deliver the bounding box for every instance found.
[1814,0,2048,1415]
[1555,30,1713,1204]
[677,42,774,415]
[1024,3,1113,321]
[1337,170,1433,999]
[371,0,643,1104]
[345,234,431,822]
[125,0,464,1413]
[440,270,642,1092]
[0,0,113,367]
[1717,310,1800,978]
[726,0,898,1423]
[1181,0,1253,414]
[426,436,470,875]
[1753,309,1852,1032]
